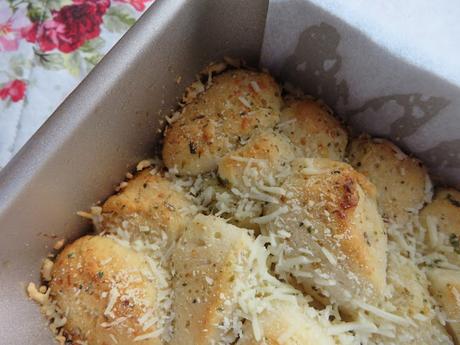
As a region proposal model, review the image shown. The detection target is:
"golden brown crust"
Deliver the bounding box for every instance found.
[236,303,335,345]
[279,99,348,160]
[419,188,460,269]
[218,129,295,192]
[372,254,453,345]
[420,188,460,237]
[49,236,165,345]
[427,268,460,343]
[100,170,195,244]
[348,137,430,225]
[236,302,334,345]
[264,158,387,306]
[387,253,432,317]
[170,214,253,345]
[163,70,282,175]
[216,130,293,231]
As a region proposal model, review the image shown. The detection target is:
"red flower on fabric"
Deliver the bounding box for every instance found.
[21,22,38,43]
[23,0,110,53]
[114,0,153,12]
[0,80,27,102]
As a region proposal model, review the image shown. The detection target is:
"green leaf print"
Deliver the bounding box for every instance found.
[80,38,105,53]
[26,1,49,22]
[34,49,65,70]
[104,6,136,33]
[62,53,82,77]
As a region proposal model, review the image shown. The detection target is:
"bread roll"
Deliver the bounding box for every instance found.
[99,170,196,245]
[279,99,348,160]
[49,236,170,345]
[369,252,453,345]
[419,188,460,266]
[236,302,334,345]
[218,129,295,193]
[262,158,387,307]
[216,129,294,229]
[170,214,254,345]
[427,268,460,343]
[348,137,431,225]
[163,70,282,175]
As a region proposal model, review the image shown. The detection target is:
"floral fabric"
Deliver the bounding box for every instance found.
[0,0,154,168]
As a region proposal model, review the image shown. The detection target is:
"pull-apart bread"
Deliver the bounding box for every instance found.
[419,188,460,267]
[262,158,387,308]
[427,268,460,344]
[29,65,459,345]
[172,214,335,345]
[96,169,197,244]
[46,236,171,345]
[348,137,432,226]
[279,98,348,160]
[163,70,282,175]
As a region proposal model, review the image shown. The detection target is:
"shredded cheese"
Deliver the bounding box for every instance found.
[133,328,163,341]
[27,282,49,304]
[250,81,261,94]
[104,287,120,318]
[238,96,251,108]
[251,206,289,224]
[41,259,54,281]
[354,301,415,327]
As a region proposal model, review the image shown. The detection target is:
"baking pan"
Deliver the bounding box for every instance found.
[0,0,268,343]
[1,0,460,343]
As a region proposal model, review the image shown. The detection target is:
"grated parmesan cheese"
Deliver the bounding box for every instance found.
[133,328,163,341]
[100,316,127,328]
[76,211,92,219]
[326,321,377,336]
[27,282,49,304]
[354,301,415,327]
[238,96,251,108]
[109,334,118,344]
[136,159,154,171]
[320,247,337,266]
[251,206,289,224]
[250,81,261,94]
[426,215,439,248]
[41,258,54,282]
[104,287,120,318]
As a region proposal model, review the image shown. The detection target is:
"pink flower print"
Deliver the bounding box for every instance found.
[0,4,31,52]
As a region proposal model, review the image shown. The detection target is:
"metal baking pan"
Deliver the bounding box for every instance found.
[0,0,268,343]
[1,0,460,343]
